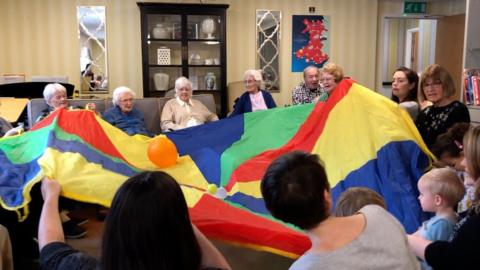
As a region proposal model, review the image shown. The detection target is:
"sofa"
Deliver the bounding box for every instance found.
[27,94,217,135]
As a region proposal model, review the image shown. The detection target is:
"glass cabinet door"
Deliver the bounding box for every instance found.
[147,14,181,40]
[188,41,221,92]
[146,15,181,93]
[187,15,222,40]
[138,3,228,116]
[187,15,222,100]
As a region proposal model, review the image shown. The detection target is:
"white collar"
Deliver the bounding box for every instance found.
[176,96,193,107]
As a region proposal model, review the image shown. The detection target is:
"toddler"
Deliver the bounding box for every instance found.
[335,187,386,217]
[413,168,465,270]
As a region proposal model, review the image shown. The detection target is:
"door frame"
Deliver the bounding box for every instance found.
[405,27,419,70]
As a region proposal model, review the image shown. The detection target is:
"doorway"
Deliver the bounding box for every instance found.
[406,28,419,70]
[380,17,439,98]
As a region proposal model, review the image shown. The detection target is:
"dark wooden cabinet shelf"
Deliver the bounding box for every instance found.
[138,2,229,116]
[148,38,182,42]
[188,65,221,67]
[148,65,183,67]
[188,39,222,42]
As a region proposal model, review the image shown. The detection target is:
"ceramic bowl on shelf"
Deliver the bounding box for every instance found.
[152,23,171,39]
[205,58,213,65]
[190,53,202,65]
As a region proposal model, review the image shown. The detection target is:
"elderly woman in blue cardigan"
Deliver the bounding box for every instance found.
[229,69,276,117]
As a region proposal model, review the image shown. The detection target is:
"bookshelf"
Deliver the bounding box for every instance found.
[463,0,480,124]
[463,69,480,106]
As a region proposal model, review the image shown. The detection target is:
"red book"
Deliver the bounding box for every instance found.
[473,76,480,105]
[464,76,470,104]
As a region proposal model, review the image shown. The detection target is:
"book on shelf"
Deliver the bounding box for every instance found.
[464,68,480,106]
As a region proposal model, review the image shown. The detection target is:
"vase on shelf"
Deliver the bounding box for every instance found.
[152,23,170,39]
[154,73,169,91]
[201,18,215,39]
[204,72,216,90]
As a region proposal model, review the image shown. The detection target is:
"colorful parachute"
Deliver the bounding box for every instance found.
[0,78,432,258]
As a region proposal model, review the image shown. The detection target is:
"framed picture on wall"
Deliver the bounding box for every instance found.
[291,15,330,72]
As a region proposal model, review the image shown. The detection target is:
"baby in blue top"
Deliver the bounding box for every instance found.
[413,168,465,270]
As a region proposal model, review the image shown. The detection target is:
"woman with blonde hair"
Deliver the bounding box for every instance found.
[317,62,344,102]
[415,64,470,148]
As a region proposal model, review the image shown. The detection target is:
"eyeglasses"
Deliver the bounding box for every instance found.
[423,80,442,88]
[321,77,334,82]
[177,87,191,92]
[244,80,257,85]
[119,98,133,103]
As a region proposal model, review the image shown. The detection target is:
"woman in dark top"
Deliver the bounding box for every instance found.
[38,171,231,270]
[391,66,419,120]
[408,125,480,270]
[229,69,276,117]
[415,64,470,148]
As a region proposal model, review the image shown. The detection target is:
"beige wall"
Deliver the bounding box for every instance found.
[0,0,143,98]
[0,0,467,106]
[226,0,378,105]
[0,0,379,106]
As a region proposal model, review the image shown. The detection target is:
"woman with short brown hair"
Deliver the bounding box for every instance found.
[415,64,470,148]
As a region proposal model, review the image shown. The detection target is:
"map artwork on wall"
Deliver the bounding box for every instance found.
[291,15,330,72]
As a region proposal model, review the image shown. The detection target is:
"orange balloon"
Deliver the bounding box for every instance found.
[147,137,178,168]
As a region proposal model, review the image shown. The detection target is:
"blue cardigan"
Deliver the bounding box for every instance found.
[103,106,153,137]
[230,90,276,117]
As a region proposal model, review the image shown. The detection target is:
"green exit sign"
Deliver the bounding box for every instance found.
[404,1,427,14]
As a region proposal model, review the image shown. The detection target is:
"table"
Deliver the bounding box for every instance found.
[0,98,29,122]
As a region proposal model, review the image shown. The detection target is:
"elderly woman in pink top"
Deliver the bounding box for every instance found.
[229,70,276,117]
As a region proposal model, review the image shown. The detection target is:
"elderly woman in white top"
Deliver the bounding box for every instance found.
[161,77,218,132]
[35,83,96,123]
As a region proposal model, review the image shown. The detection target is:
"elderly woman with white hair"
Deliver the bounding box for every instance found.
[35,83,96,123]
[161,76,218,132]
[103,86,153,137]
[229,69,276,117]
[35,83,97,240]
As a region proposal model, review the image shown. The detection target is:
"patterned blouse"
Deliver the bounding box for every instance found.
[415,101,470,148]
[291,82,326,105]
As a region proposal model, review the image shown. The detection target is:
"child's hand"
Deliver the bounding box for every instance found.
[41,177,61,201]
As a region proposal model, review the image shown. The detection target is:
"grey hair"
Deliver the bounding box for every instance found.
[112,86,135,106]
[243,69,263,89]
[43,83,67,105]
[303,66,319,79]
[175,77,193,94]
